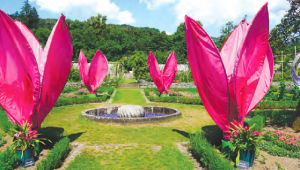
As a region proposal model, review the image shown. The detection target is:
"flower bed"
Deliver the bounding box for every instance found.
[258,140,300,159]
[264,130,300,151]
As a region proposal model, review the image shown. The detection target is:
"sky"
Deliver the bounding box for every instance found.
[1,0,290,37]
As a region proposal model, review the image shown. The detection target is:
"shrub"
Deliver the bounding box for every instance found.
[108,87,114,95]
[201,125,223,145]
[0,137,6,147]
[190,131,234,170]
[0,147,18,170]
[96,87,106,93]
[67,67,81,82]
[145,95,202,105]
[102,95,108,101]
[249,110,294,127]
[244,115,265,132]
[54,96,109,107]
[62,87,81,93]
[256,101,298,110]
[144,89,150,96]
[36,137,70,170]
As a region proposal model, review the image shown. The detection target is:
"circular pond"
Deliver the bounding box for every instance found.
[81,106,181,124]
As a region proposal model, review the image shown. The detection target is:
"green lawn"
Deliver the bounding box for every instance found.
[120,78,137,84]
[112,88,146,104]
[67,145,194,170]
[14,88,214,169]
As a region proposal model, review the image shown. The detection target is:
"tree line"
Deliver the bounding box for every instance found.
[9,1,300,81]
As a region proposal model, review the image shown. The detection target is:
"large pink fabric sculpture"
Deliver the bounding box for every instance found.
[0,10,73,130]
[185,3,274,138]
[78,50,108,94]
[148,51,177,95]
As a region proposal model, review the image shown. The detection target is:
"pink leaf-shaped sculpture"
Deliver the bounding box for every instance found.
[78,50,108,94]
[148,51,177,94]
[185,3,273,138]
[0,11,73,130]
[0,10,40,127]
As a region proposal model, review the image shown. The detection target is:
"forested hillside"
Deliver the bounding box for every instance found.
[8,1,300,81]
[9,2,218,64]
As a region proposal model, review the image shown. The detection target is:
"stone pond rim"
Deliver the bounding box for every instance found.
[81,106,181,124]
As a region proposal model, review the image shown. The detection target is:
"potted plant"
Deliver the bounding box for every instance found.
[10,121,50,167]
[226,122,263,167]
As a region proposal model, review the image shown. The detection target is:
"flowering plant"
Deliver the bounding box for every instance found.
[76,88,88,95]
[264,130,300,151]
[10,121,50,157]
[168,89,179,96]
[225,122,263,164]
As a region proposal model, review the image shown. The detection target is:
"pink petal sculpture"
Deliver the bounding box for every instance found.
[148,51,177,95]
[0,10,73,130]
[185,3,274,138]
[78,50,108,94]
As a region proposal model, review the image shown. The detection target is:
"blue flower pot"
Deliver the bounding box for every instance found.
[16,147,34,167]
[240,150,255,167]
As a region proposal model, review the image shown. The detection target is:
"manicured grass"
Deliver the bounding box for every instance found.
[66,145,194,170]
[120,78,137,84]
[40,89,213,146]
[112,88,146,104]
[41,102,211,145]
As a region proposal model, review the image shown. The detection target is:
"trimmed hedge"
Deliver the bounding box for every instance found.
[96,87,111,93]
[256,101,298,110]
[244,115,265,132]
[190,131,234,170]
[145,90,298,110]
[54,95,109,107]
[62,87,81,93]
[249,110,294,126]
[107,87,114,95]
[0,147,18,170]
[147,95,202,105]
[144,89,150,96]
[36,137,71,170]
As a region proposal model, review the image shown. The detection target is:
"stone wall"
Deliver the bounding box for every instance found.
[139,79,196,88]
[65,83,85,87]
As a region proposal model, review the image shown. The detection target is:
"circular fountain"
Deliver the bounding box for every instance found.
[81,105,181,124]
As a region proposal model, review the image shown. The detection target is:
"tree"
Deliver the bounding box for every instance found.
[269,0,300,55]
[172,21,203,64]
[128,51,148,81]
[18,1,39,29]
[85,14,107,38]
[31,27,51,47]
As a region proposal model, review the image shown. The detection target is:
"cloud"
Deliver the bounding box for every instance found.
[166,31,172,35]
[174,0,289,28]
[139,0,176,10]
[29,0,135,24]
